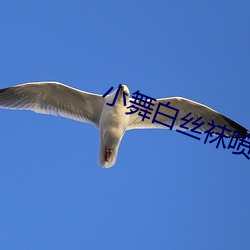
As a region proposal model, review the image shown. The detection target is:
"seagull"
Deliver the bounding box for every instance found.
[0,82,248,168]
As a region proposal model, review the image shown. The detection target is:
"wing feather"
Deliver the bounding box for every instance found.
[0,82,104,127]
[128,97,249,137]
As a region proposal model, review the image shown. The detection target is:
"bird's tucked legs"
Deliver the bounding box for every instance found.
[105,149,112,162]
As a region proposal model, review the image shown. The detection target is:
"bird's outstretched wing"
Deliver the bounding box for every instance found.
[127,97,248,137]
[0,82,104,127]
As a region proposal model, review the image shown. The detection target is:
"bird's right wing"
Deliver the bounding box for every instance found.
[127,96,249,137]
[0,82,105,127]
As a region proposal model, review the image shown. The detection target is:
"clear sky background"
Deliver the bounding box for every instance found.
[0,1,249,249]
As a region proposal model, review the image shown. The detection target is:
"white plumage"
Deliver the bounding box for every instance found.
[0,82,248,167]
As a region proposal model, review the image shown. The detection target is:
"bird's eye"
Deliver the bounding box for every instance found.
[125,92,129,96]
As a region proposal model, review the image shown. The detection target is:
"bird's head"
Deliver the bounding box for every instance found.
[121,84,130,98]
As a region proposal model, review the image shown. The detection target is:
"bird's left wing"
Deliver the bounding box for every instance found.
[127,97,249,137]
[0,82,105,127]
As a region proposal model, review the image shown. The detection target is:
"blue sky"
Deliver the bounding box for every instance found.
[0,1,249,249]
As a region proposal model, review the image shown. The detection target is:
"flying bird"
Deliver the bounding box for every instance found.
[0,82,248,167]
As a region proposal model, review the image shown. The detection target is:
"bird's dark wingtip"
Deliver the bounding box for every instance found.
[0,88,8,94]
[222,114,249,138]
